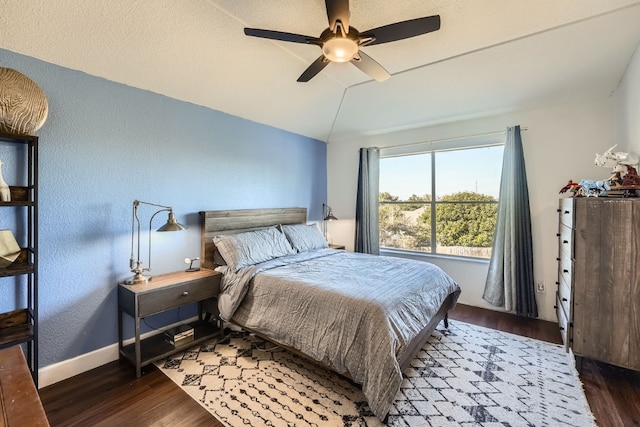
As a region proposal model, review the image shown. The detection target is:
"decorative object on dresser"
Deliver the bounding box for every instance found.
[593,144,640,197]
[118,269,223,377]
[0,68,49,135]
[127,199,187,285]
[556,197,640,371]
[594,144,639,169]
[0,132,38,386]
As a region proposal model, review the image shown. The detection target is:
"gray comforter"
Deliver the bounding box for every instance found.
[216,249,460,421]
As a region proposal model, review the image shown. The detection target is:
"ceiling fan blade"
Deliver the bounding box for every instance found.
[360,15,440,46]
[325,0,350,33]
[244,28,321,45]
[351,51,390,82]
[297,56,330,82]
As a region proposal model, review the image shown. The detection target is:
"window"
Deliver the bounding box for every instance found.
[379,143,504,259]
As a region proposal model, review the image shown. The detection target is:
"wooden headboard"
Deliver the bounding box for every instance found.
[199,207,307,270]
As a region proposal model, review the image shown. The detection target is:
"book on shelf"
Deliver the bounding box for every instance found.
[164,324,194,346]
[165,334,194,346]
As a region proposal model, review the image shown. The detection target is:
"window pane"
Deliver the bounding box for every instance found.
[435,146,503,200]
[435,202,497,258]
[379,204,431,253]
[379,153,431,202]
[379,153,432,253]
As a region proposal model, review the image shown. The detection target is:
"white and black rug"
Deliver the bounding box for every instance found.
[156,321,596,426]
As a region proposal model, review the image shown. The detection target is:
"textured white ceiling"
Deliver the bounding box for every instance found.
[1,0,640,142]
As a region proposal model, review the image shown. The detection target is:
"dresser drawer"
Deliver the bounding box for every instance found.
[557,223,574,259]
[138,276,220,317]
[558,254,573,290]
[558,198,573,228]
[557,275,571,318]
[556,292,570,352]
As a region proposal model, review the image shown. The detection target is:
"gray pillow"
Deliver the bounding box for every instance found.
[281,223,328,253]
[213,226,295,271]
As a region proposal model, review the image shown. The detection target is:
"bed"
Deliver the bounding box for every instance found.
[199,208,461,421]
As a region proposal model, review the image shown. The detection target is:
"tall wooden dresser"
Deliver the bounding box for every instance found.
[556,197,640,371]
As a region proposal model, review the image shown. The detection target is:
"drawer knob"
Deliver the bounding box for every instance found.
[562,297,568,302]
[564,210,570,214]
[182,291,189,296]
[556,233,560,237]
[563,269,569,273]
[559,326,565,331]
[563,240,569,244]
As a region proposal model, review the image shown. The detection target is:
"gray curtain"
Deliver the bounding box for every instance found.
[355,147,380,254]
[483,125,537,317]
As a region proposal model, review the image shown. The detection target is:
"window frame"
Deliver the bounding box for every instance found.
[379,137,504,260]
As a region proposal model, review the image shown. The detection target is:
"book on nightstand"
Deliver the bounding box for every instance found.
[164,324,194,346]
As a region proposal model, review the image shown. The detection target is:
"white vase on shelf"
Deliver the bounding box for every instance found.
[0,160,10,202]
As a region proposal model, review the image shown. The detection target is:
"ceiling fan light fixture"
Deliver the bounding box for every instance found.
[322,37,358,62]
[244,1,441,82]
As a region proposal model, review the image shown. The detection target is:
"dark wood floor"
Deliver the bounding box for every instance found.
[38,304,640,426]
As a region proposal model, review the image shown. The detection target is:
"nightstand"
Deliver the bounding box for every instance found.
[329,244,345,250]
[118,269,222,377]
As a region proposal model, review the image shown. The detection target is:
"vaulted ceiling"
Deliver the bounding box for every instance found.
[2,0,640,143]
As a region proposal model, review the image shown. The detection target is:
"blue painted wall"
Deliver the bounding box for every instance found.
[0,48,327,368]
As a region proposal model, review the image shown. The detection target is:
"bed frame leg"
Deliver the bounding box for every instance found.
[444,313,449,329]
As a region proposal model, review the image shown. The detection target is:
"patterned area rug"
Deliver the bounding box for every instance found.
[156,320,596,426]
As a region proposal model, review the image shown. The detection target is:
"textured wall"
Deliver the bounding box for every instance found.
[0,48,326,368]
[615,43,640,153]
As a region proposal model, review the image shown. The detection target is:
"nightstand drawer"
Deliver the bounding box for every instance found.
[137,276,220,317]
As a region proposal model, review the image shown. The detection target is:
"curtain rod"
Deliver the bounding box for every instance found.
[380,126,528,151]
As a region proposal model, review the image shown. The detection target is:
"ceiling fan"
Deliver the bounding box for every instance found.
[244,0,441,82]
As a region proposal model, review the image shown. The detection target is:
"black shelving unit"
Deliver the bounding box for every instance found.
[0,132,38,386]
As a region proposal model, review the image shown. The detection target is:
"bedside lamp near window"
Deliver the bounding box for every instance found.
[322,203,338,239]
[127,199,186,285]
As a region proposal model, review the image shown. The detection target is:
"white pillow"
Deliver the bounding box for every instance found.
[281,223,328,253]
[213,226,295,271]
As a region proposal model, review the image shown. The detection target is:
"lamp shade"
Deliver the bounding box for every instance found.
[323,205,338,221]
[157,211,186,232]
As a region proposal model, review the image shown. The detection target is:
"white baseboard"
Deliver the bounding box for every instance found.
[38,342,119,388]
[38,316,199,389]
